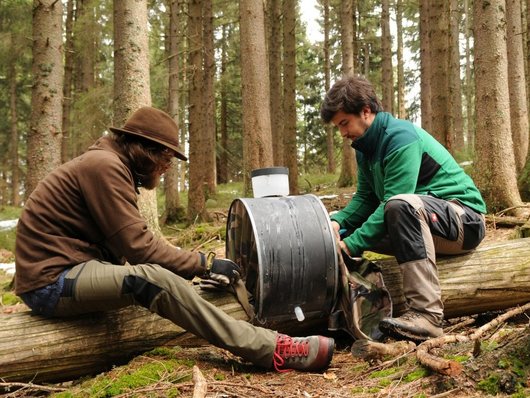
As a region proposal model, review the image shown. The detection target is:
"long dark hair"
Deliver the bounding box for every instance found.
[111,133,174,188]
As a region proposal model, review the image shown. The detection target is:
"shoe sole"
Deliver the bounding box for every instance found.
[379,322,435,343]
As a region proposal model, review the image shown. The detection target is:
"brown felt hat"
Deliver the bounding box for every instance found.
[109,106,187,161]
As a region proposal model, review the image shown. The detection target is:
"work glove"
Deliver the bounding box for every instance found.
[209,258,241,286]
[199,253,241,291]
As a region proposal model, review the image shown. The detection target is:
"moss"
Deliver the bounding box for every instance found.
[403,367,429,382]
[445,354,470,363]
[213,373,225,381]
[351,386,381,394]
[477,374,501,395]
[85,360,191,397]
[1,291,21,305]
[481,340,499,352]
[369,367,399,378]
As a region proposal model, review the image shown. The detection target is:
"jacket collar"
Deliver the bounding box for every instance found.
[351,112,390,155]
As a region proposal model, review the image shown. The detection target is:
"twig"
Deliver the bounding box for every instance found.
[192,365,207,398]
[191,236,219,252]
[469,301,530,340]
[495,204,530,217]
[0,382,67,394]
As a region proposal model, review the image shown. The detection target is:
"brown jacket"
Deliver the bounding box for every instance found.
[15,137,205,294]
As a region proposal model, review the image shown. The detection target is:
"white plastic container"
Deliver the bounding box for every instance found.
[251,167,289,197]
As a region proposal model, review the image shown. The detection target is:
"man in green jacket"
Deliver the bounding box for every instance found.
[15,106,334,372]
[321,76,486,341]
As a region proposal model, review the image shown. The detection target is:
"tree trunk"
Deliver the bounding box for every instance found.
[2,238,530,383]
[27,0,64,198]
[419,0,432,133]
[381,0,393,113]
[449,0,464,152]
[463,0,474,153]
[323,0,336,174]
[395,0,406,119]
[268,0,284,168]
[473,0,523,212]
[337,0,356,189]
[282,0,298,195]
[113,0,162,234]
[163,0,184,225]
[187,0,209,222]
[506,0,529,174]
[203,0,217,195]
[62,0,74,163]
[429,0,451,150]
[240,0,274,195]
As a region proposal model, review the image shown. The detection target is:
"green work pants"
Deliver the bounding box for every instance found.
[54,260,276,368]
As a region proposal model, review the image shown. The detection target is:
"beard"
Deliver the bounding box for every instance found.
[137,172,161,190]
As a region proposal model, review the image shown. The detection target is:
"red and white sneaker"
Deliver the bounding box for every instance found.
[273,334,334,372]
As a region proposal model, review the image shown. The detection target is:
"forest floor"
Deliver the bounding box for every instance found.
[1,192,529,398]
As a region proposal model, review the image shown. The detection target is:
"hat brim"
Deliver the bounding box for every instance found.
[109,126,188,161]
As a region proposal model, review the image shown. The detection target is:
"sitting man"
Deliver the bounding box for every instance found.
[15,106,334,372]
[320,75,486,341]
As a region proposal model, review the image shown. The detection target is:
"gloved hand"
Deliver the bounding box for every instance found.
[205,258,241,287]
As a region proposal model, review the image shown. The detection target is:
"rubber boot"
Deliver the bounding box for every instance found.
[379,259,443,341]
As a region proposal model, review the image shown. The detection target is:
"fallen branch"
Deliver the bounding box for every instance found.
[192,366,207,398]
[416,301,530,375]
[0,381,67,395]
[350,339,415,362]
[351,302,530,376]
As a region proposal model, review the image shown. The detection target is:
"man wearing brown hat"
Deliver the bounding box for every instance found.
[14,106,334,372]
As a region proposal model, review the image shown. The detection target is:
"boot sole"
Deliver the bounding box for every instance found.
[379,322,438,343]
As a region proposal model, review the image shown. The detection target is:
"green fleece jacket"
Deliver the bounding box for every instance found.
[331,112,486,257]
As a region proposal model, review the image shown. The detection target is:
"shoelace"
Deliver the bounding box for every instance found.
[273,335,310,372]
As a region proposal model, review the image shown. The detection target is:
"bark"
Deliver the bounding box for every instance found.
[2,238,530,383]
[395,0,406,119]
[218,24,229,184]
[449,0,464,152]
[282,0,298,194]
[380,0,393,113]
[463,0,474,152]
[323,0,336,174]
[337,0,355,189]
[419,0,432,133]
[203,0,217,195]
[240,0,274,195]
[27,0,64,198]
[8,50,20,207]
[113,0,162,234]
[163,0,183,224]
[473,0,523,212]
[268,0,284,167]
[429,0,451,150]
[506,0,529,174]
[187,0,209,222]
[62,0,74,163]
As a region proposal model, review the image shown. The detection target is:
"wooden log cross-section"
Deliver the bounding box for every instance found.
[1,238,530,384]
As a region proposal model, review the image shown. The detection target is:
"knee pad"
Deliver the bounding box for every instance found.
[122,275,162,309]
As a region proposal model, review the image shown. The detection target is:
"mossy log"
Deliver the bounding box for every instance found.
[379,238,530,318]
[1,238,530,383]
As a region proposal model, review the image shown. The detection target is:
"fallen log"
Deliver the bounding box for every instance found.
[1,238,530,383]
